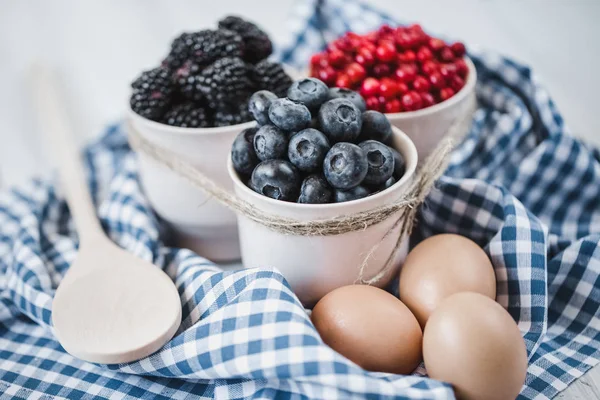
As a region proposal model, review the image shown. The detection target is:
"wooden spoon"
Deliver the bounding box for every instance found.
[31,66,181,364]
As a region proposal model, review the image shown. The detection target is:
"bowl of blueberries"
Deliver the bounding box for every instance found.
[127,16,293,261]
[228,77,418,306]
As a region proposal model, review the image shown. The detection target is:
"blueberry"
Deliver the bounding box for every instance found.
[251,160,301,202]
[358,110,393,143]
[318,98,363,143]
[248,90,278,125]
[323,142,368,190]
[358,140,395,185]
[388,146,406,179]
[334,186,370,203]
[368,176,396,194]
[268,98,311,132]
[288,128,330,172]
[287,78,329,110]
[231,126,259,176]
[327,88,367,112]
[381,176,396,189]
[298,175,333,204]
[253,124,288,161]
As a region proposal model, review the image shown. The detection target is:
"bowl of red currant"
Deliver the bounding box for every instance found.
[309,24,477,161]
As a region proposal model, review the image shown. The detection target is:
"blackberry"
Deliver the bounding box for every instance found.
[252,60,292,97]
[130,67,173,120]
[218,16,272,63]
[196,57,254,108]
[173,61,205,102]
[214,103,252,127]
[163,29,244,69]
[162,102,212,128]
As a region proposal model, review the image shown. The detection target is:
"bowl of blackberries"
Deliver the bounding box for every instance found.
[127,15,293,262]
[227,77,418,305]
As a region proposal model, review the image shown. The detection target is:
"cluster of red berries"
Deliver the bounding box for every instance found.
[309,24,469,113]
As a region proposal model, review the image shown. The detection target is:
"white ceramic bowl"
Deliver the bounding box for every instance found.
[228,127,418,307]
[385,57,477,162]
[128,109,255,262]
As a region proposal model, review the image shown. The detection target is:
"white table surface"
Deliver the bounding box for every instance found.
[0,1,599,398]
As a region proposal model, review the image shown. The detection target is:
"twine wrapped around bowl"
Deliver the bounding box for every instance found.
[127,99,475,289]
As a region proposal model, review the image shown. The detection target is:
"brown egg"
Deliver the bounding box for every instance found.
[399,234,496,327]
[423,292,528,400]
[311,285,422,374]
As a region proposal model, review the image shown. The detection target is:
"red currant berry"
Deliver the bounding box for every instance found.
[449,75,465,92]
[365,31,379,43]
[378,24,394,36]
[429,72,445,89]
[379,77,399,99]
[416,46,433,63]
[455,59,469,78]
[421,92,435,108]
[373,63,391,78]
[439,63,457,79]
[401,91,423,111]
[329,49,347,67]
[397,82,409,96]
[428,38,445,52]
[310,53,323,66]
[378,95,387,108]
[451,42,466,57]
[395,65,416,82]
[398,50,416,64]
[440,47,455,62]
[355,48,375,67]
[395,31,412,49]
[346,62,367,83]
[376,41,397,63]
[384,98,402,113]
[336,74,352,89]
[408,24,424,34]
[408,32,422,48]
[360,77,381,97]
[316,66,337,86]
[412,75,431,92]
[365,96,380,111]
[335,38,353,52]
[421,60,438,75]
[439,87,455,101]
[362,41,377,53]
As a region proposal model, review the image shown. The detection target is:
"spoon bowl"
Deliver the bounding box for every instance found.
[52,238,181,364]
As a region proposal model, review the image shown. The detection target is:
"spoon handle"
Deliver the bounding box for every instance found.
[31,65,104,242]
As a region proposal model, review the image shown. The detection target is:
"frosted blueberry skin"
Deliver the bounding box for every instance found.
[250,159,301,202]
[358,110,393,143]
[318,98,363,143]
[231,127,259,176]
[388,146,406,179]
[323,142,368,190]
[298,175,334,204]
[253,124,288,161]
[327,88,367,112]
[287,78,329,110]
[288,128,331,173]
[248,90,278,125]
[334,185,370,203]
[358,140,395,186]
[268,98,311,132]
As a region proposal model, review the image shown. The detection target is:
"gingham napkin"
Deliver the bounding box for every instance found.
[1,1,599,399]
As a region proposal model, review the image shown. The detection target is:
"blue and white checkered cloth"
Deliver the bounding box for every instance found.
[1,1,599,399]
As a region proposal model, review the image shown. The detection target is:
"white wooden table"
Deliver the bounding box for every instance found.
[0,1,598,398]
